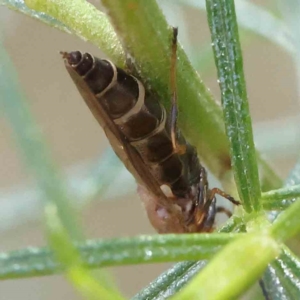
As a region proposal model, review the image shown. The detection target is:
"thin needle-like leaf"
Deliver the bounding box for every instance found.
[261,247,300,299]
[262,185,300,210]
[132,261,207,300]
[206,0,261,212]
[261,265,291,300]
[0,233,240,280]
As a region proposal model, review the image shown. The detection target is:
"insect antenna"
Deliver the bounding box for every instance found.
[169,27,186,155]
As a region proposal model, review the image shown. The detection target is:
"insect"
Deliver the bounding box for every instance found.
[61,28,240,233]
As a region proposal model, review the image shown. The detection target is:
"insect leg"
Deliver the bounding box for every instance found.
[216,206,232,217]
[209,188,241,206]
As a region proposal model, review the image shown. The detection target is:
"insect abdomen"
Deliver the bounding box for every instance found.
[64,51,200,197]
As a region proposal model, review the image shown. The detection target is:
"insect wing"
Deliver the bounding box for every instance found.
[64,62,169,204]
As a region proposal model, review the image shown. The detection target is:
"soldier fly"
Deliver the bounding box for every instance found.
[61,28,240,233]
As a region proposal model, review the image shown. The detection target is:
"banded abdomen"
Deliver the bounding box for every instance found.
[62,50,224,233]
[64,51,200,198]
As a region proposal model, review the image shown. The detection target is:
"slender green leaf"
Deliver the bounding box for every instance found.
[272,248,300,298]
[24,0,125,66]
[173,234,280,300]
[262,185,300,210]
[0,0,71,33]
[132,260,206,300]
[281,247,300,279]
[261,247,300,300]
[0,233,241,280]
[262,200,291,211]
[261,160,300,211]
[260,265,291,300]
[206,0,261,212]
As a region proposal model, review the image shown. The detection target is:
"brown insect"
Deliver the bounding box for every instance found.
[61,28,239,233]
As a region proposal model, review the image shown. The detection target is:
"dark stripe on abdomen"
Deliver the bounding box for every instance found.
[65,51,200,197]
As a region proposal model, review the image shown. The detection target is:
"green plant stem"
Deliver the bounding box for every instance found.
[206,0,261,212]
[24,0,125,66]
[172,234,280,300]
[0,233,241,280]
